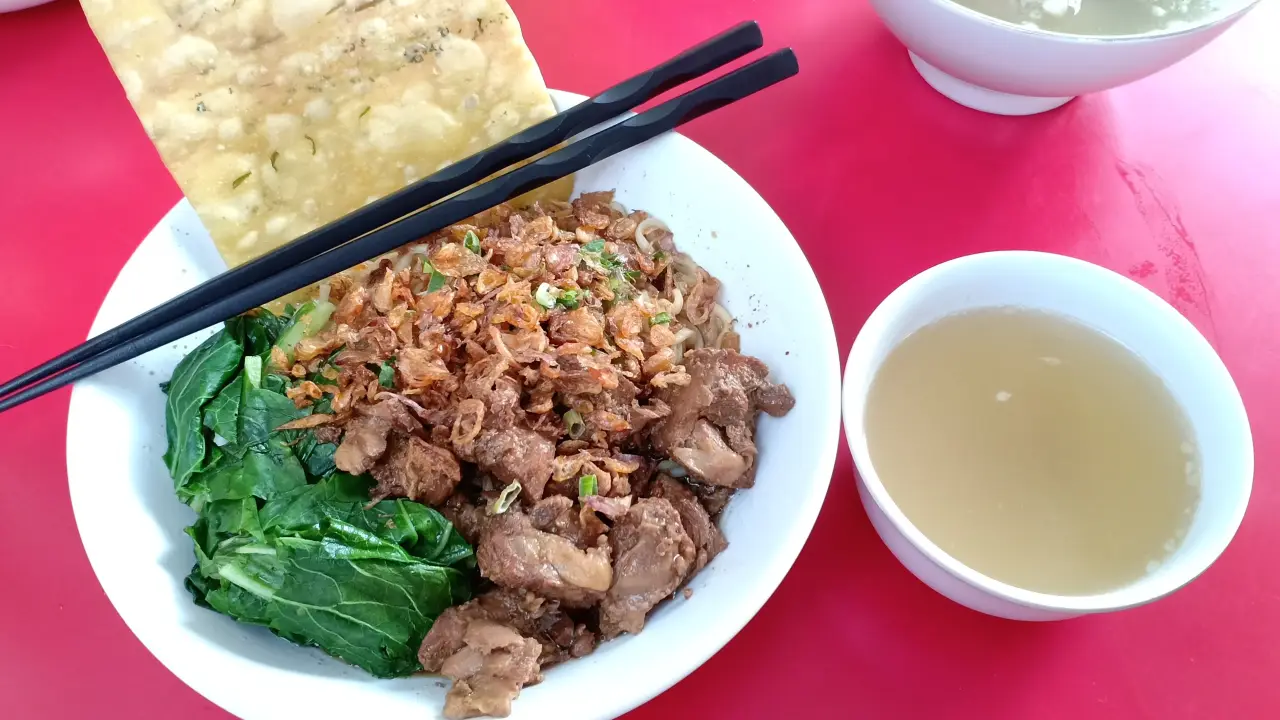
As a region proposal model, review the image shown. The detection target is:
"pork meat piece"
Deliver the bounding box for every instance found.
[599,498,695,638]
[420,589,597,676]
[671,419,751,488]
[649,475,727,573]
[438,620,542,719]
[474,425,556,503]
[369,434,461,506]
[650,348,793,488]
[477,512,612,608]
[475,588,597,666]
[333,399,418,474]
[528,496,608,549]
[687,482,734,517]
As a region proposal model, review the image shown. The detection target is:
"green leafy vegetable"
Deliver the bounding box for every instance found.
[226,311,290,358]
[582,239,605,254]
[164,330,244,490]
[651,312,672,325]
[162,307,476,679]
[463,230,481,254]
[579,474,598,498]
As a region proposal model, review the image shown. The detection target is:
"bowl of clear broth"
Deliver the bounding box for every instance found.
[869,0,1262,115]
[842,251,1252,620]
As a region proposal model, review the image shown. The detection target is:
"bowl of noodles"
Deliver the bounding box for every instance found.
[65,90,842,720]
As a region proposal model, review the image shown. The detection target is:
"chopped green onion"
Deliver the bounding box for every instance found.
[623,269,642,283]
[244,355,263,389]
[270,151,279,171]
[359,105,371,119]
[377,360,396,388]
[557,289,581,310]
[564,409,586,439]
[274,299,336,360]
[422,259,450,293]
[427,270,449,293]
[463,230,481,254]
[651,312,672,325]
[578,474,598,498]
[534,282,560,309]
[488,481,522,515]
[582,239,605,254]
[600,252,623,271]
[653,251,667,262]
[231,171,251,189]
[324,344,346,366]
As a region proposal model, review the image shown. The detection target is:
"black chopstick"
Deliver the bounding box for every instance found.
[0,48,799,413]
[0,21,765,402]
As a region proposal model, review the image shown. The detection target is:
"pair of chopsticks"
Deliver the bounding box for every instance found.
[0,21,797,413]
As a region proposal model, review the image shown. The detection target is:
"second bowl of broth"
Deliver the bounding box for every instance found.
[865,308,1199,597]
[843,251,1252,620]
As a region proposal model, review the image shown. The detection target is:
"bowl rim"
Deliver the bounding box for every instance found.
[922,0,1261,44]
[65,88,843,719]
[841,250,1254,614]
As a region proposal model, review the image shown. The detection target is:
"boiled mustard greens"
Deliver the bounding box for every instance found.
[164,310,474,678]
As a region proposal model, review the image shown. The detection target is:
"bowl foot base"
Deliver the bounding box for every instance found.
[907,52,1074,116]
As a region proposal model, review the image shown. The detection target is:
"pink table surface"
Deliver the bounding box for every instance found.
[2,1,1279,718]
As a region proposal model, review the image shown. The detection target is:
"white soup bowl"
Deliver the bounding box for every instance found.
[842,251,1252,620]
[868,0,1262,115]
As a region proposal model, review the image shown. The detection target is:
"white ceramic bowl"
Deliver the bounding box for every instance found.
[0,0,54,12]
[869,0,1261,115]
[65,90,841,719]
[842,251,1252,620]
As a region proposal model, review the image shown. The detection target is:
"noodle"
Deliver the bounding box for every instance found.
[634,216,670,254]
[671,326,705,364]
[668,287,684,317]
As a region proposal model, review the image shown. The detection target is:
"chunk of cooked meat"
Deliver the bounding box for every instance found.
[477,512,613,609]
[651,348,793,488]
[440,495,488,546]
[420,588,597,676]
[755,382,796,417]
[475,589,596,666]
[671,419,750,488]
[369,435,461,506]
[688,482,734,516]
[474,425,556,503]
[527,496,608,549]
[333,399,418,474]
[438,620,542,719]
[649,475,727,573]
[599,498,695,638]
